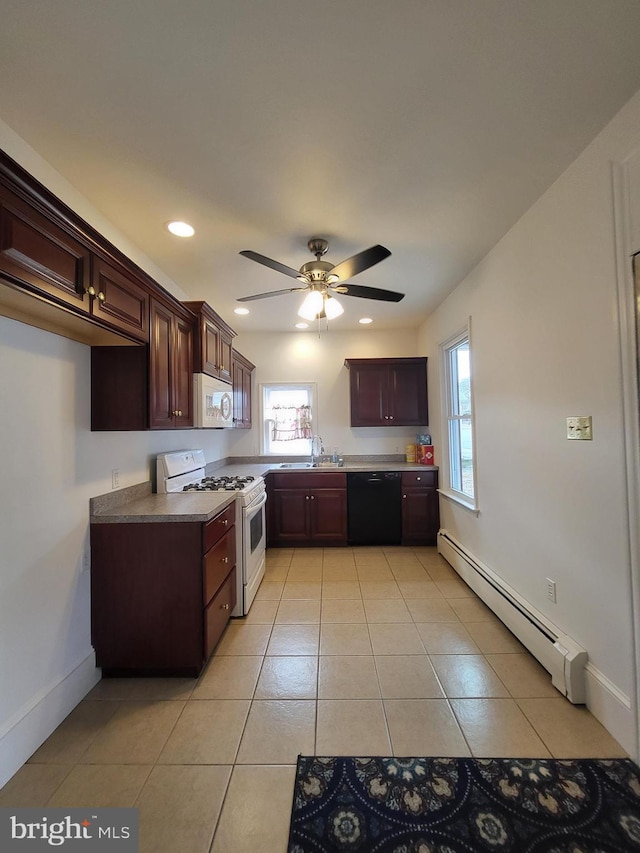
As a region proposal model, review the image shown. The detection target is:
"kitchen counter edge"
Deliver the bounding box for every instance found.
[90,491,237,524]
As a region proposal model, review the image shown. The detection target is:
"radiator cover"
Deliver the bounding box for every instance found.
[437,531,587,703]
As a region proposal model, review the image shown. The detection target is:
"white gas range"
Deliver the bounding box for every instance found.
[156,450,267,617]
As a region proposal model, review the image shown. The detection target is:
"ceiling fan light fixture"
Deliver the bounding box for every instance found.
[323,295,344,319]
[298,289,324,320]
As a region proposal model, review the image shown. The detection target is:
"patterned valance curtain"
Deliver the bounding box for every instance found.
[271,404,313,441]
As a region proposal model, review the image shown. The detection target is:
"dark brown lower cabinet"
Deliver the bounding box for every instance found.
[91,503,236,677]
[267,472,347,547]
[401,471,440,545]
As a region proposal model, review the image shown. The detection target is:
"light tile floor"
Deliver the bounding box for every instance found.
[0,546,627,852]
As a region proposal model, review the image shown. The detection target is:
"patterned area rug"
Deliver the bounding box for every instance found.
[288,756,640,852]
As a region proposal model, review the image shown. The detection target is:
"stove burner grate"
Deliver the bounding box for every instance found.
[182,474,256,492]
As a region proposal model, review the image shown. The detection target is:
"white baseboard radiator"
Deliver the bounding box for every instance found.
[437,530,588,704]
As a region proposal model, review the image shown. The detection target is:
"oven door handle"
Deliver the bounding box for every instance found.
[246,490,268,516]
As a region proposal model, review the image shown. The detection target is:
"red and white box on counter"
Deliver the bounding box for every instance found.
[417,445,435,465]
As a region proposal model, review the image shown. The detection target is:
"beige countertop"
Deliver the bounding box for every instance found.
[90,490,236,524]
[90,460,438,524]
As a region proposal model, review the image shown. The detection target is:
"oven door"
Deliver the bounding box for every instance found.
[236,489,267,616]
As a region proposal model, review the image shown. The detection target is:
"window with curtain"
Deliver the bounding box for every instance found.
[443,329,476,504]
[261,383,316,455]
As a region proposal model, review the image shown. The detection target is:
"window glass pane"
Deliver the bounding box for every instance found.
[444,332,475,502]
[461,417,474,498]
[263,384,314,455]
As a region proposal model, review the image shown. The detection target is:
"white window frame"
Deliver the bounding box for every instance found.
[259,382,318,456]
[440,323,478,513]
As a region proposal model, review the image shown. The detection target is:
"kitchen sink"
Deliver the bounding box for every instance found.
[278,462,314,468]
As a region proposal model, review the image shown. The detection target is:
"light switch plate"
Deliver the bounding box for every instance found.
[566,416,592,440]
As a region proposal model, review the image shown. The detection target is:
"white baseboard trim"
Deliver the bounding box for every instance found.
[0,650,100,788]
[584,662,636,757]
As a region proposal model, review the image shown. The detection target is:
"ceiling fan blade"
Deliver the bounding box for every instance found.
[336,283,405,302]
[329,244,391,282]
[237,287,307,302]
[239,250,302,279]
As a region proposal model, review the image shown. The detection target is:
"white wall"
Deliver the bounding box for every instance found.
[0,123,233,787]
[228,328,427,459]
[418,88,640,754]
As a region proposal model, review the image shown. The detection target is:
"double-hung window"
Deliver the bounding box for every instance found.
[443,329,476,507]
[260,383,316,456]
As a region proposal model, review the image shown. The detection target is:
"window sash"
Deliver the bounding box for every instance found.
[444,332,475,501]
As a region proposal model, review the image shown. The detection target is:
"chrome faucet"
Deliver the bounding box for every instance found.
[311,435,323,464]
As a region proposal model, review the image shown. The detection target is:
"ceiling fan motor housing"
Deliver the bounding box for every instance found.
[299,260,335,282]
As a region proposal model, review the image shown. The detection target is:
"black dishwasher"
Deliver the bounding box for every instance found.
[347,472,402,545]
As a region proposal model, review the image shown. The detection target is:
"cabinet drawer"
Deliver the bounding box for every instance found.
[401,471,437,488]
[204,527,236,605]
[204,567,236,658]
[204,503,235,551]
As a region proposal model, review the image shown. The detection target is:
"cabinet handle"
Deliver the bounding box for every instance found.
[305,495,310,500]
[222,603,230,610]
[310,495,315,500]
[221,519,229,526]
[85,286,96,298]
[389,415,394,420]
[403,494,407,499]
[178,410,182,416]
[416,476,421,481]
[97,291,106,303]
[220,556,229,563]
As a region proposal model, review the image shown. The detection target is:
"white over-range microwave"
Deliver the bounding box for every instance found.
[194,373,234,428]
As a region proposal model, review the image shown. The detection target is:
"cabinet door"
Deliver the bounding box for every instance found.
[149,300,174,429]
[232,358,253,428]
[401,487,439,544]
[91,258,149,342]
[0,184,90,310]
[218,328,233,383]
[232,357,245,427]
[348,362,387,426]
[202,316,222,377]
[389,362,428,425]
[173,315,194,428]
[310,489,348,543]
[269,489,310,544]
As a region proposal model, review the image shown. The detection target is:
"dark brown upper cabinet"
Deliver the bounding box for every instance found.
[345,357,428,427]
[184,300,235,383]
[232,348,255,429]
[0,151,151,345]
[149,299,194,429]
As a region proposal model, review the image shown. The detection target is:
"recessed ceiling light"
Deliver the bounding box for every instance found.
[359,317,373,324]
[234,307,250,315]
[165,220,195,237]
[295,322,309,329]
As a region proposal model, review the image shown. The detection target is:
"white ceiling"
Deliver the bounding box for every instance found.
[2,0,640,332]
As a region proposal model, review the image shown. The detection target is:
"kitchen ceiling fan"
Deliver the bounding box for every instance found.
[237,238,404,320]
